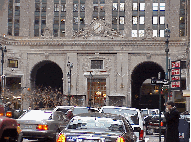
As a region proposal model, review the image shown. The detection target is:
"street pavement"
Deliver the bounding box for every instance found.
[145,133,165,142]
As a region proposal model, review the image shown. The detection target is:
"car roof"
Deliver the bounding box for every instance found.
[75,112,125,119]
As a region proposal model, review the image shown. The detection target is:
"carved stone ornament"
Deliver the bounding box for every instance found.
[73,19,124,39]
[143,27,155,40]
[41,27,52,39]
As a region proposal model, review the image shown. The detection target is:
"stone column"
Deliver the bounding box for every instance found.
[20,0,30,36]
[0,0,8,35]
[145,0,152,30]
[124,0,132,37]
[85,0,93,25]
[46,0,54,36]
[105,0,112,27]
[116,52,129,106]
[65,0,73,38]
[29,0,35,37]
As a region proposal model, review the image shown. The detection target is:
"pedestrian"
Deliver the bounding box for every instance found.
[164,100,180,142]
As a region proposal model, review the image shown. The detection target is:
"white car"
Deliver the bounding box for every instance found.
[99,106,145,142]
[117,108,145,142]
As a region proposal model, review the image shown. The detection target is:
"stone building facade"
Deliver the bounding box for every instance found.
[0,0,189,111]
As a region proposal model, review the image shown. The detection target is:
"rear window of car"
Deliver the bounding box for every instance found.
[68,117,125,132]
[19,110,52,120]
[73,108,89,115]
[102,108,121,114]
[119,109,139,125]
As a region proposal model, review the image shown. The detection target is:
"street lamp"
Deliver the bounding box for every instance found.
[164,24,170,103]
[67,61,73,106]
[0,44,7,99]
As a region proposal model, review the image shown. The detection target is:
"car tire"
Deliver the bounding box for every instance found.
[146,128,154,135]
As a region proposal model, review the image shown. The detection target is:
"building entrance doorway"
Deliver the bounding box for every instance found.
[87,78,106,107]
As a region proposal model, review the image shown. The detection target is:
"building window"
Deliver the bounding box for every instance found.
[160,30,164,37]
[73,17,78,24]
[160,16,165,24]
[8,59,18,68]
[120,3,125,11]
[91,60,103,69]
[160,3,165,11]
[133,3,137,10]
[139,3,145,11]
[153,3,158,11]
[61,4,66,11]
[80,4,85,11]
[153,30,157,37]
[113,3,118,11]
[73,4,78,11]
[153,16,157,24]
[54,4,59,11]
[139,16,144,24]
[139,30,144,37]
[112,17,117,25]
[120,17,124,24]
[132,30,137,37]
[133,16,137,24]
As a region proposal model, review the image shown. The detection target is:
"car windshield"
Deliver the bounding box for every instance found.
[19,110,53,120]
[142,110,148,115]
[102,108,121,114]
[56,108,70,114]
[68,117,125,132]
[73,108,89,115]
[118,109,139,125]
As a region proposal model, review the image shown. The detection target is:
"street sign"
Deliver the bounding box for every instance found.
[171,60,181,91]
[155,79,169,85]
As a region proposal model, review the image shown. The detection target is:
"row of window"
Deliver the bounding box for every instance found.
[132,30,164,37]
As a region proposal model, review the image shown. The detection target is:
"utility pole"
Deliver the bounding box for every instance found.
[0,44,7,99]
[158,72,162,142]
[164,24,170,103]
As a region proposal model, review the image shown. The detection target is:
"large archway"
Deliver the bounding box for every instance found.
[30,60,63,93]
[131,61,165,110]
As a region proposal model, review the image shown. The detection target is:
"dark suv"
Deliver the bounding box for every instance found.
[146,114,166,135]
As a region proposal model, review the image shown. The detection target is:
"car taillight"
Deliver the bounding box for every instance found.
[116,136,125,142]
[36,124,48,130]
[17,123,20,126]
[6,111,12,117]
[57,133,66,142]
[0,113,4,116]
[161,121,163,126]
[139,130,144,140]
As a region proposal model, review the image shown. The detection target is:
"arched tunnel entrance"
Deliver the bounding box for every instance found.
[131,61,165,110]
[31,60,63,93]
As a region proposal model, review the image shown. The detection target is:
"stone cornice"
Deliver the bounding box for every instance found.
[3,39,187,47]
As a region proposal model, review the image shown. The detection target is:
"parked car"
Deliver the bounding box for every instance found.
[118,108,146,142]
[146,114,166,135]
[0,99,20,142]
[17,109,68,142]
[56,113,137,142]
[99,106,145,142]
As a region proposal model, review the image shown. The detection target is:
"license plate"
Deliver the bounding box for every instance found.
[21,125,33,129]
